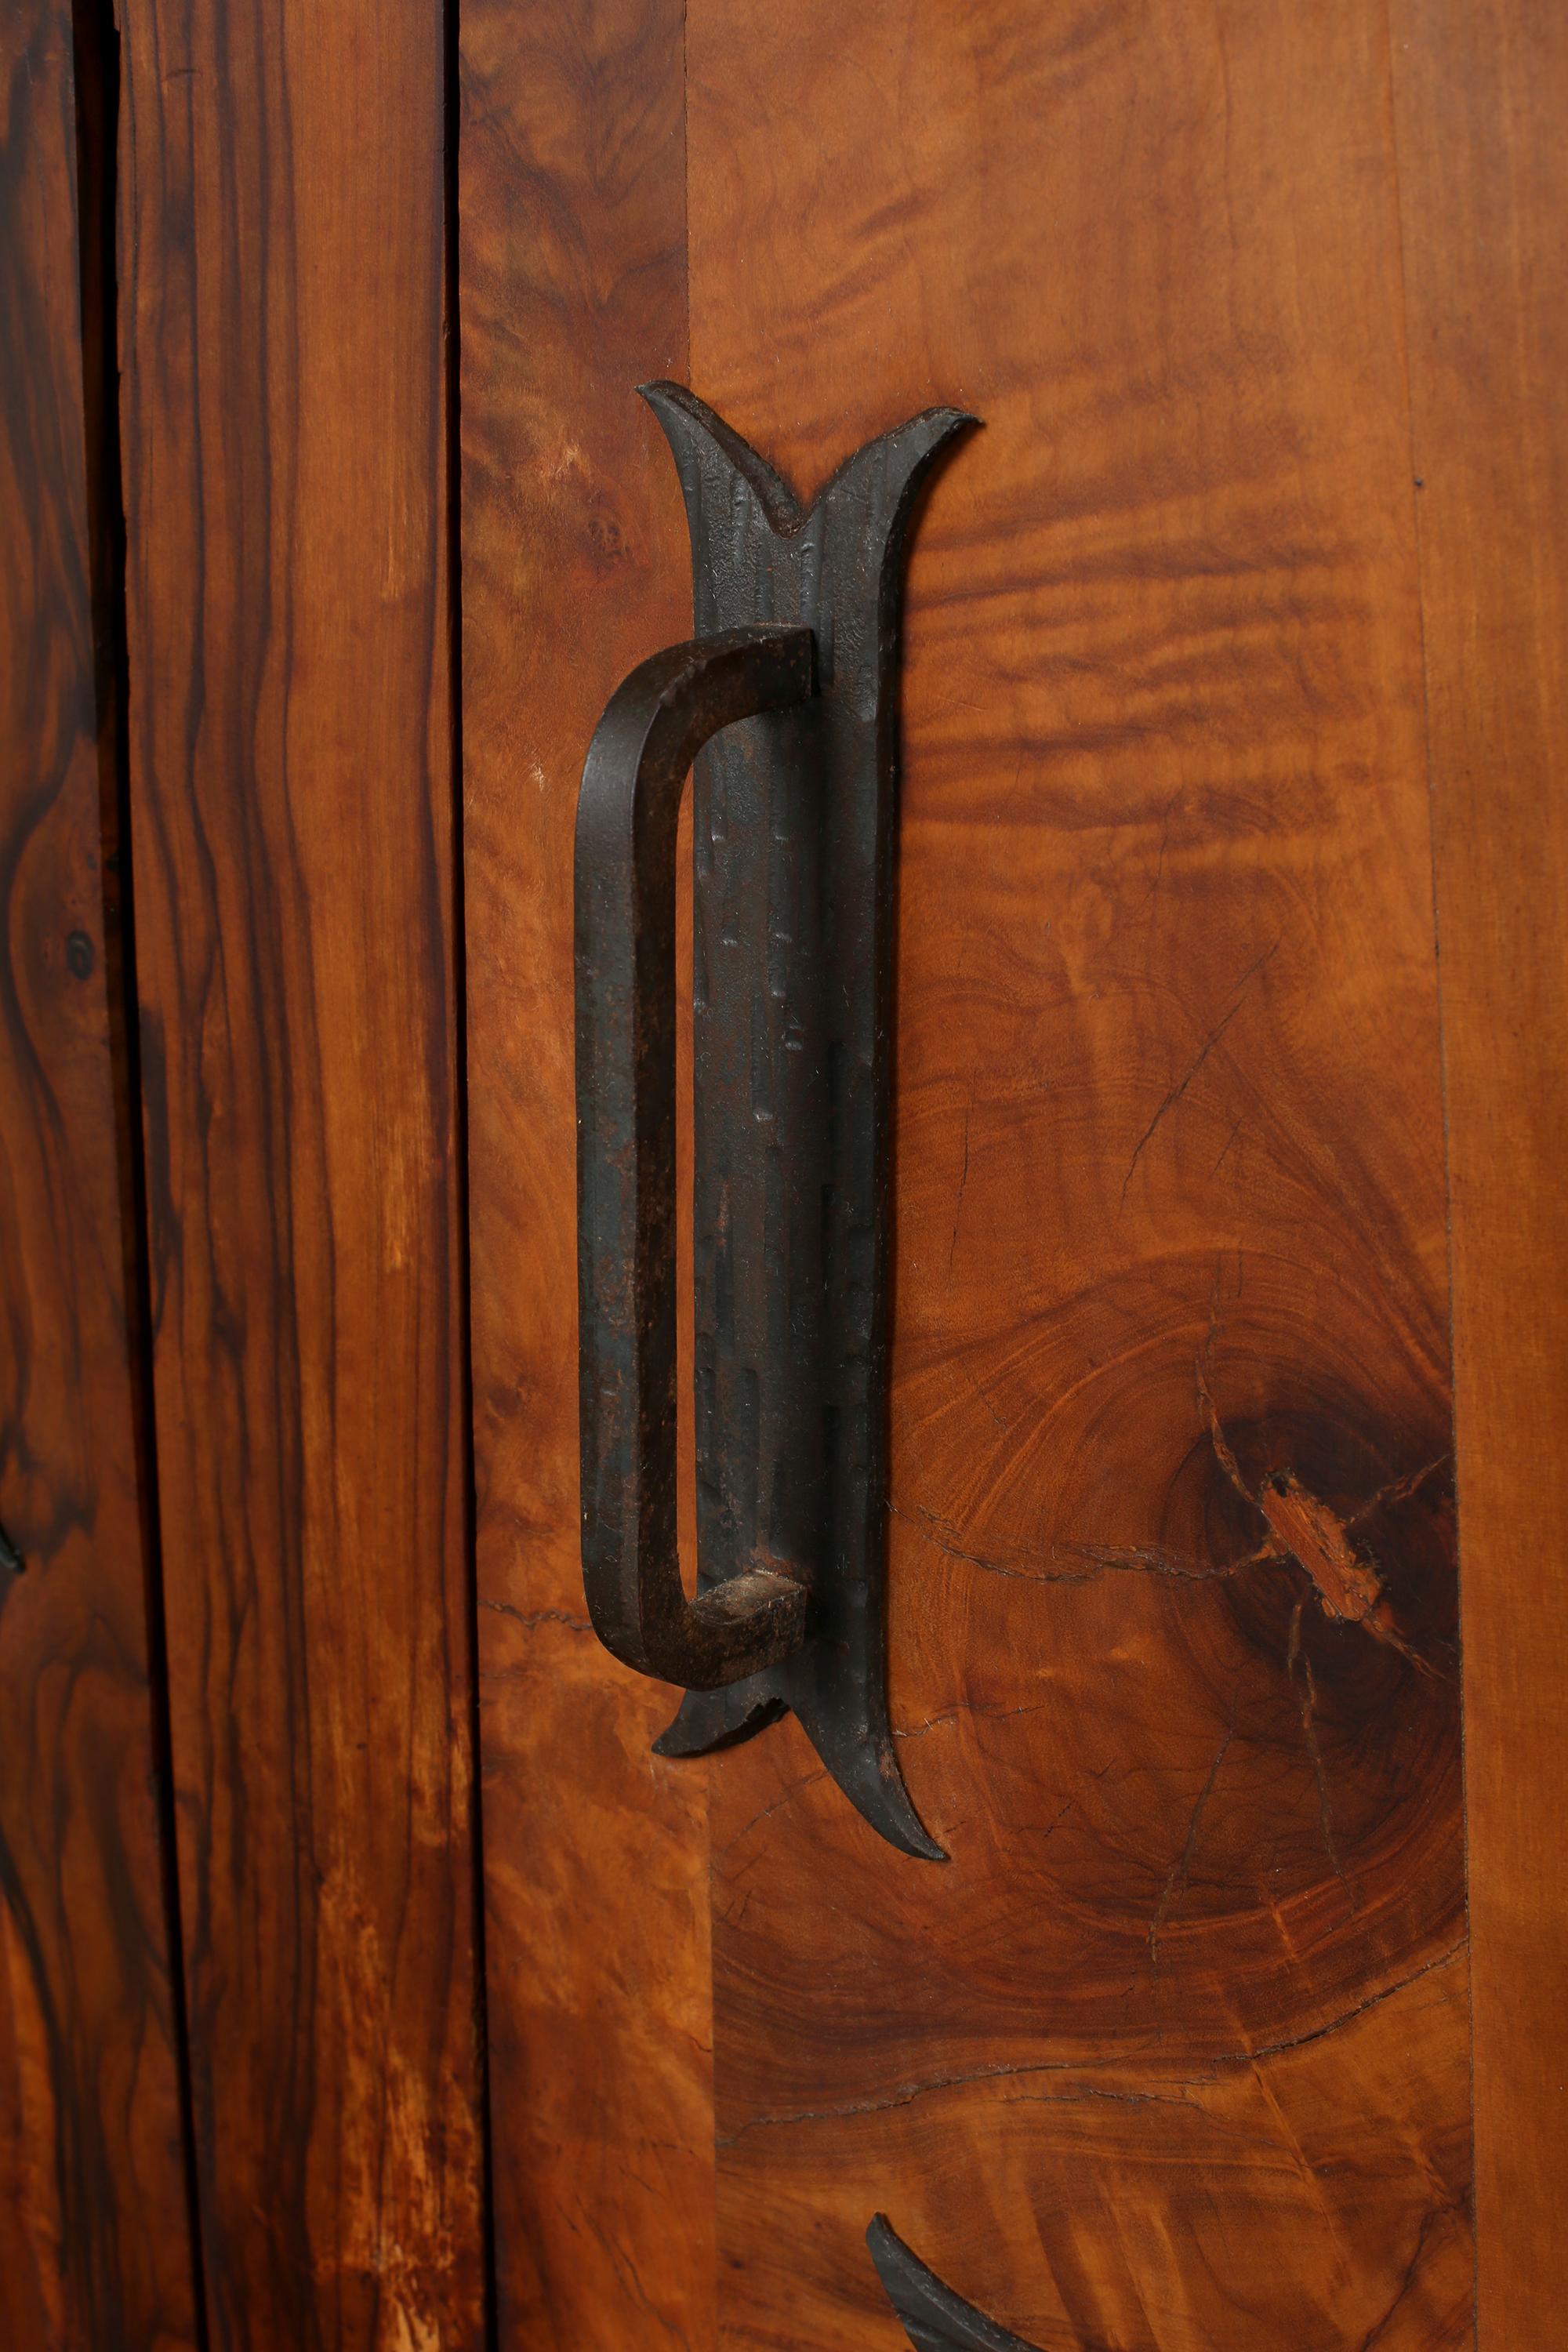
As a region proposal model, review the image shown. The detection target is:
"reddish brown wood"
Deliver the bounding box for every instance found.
[458,2,717,2343]
[681,2,1471,2343]
[0,2,201,2343]
[458,5,1507,2347]
[115,0,485,2339]
[1389,5,1568,2342]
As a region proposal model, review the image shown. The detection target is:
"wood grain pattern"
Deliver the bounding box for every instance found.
[1388,5,1568,2341]
[0,2,201,2343]
[457,2,716,2343]
[684,2,1471,2344]
[116,0,485,2339]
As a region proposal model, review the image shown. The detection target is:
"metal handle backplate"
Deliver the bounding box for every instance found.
[574,385,975,1857]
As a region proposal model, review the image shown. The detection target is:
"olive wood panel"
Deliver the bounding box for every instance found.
[116,0,485,2339]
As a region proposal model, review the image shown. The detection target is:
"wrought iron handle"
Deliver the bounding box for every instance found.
[575,624,817,1689]
[572,385,971,1851]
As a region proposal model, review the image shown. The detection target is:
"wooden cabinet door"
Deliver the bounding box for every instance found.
[460,5,1565,2350]
[4,0,1561,2343]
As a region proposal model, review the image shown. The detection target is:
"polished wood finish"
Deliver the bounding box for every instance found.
[1390,5,1568,2342]
[686,4,1468,2339]
[456,0,1568,2342]
[458,2,717,2342]
[20,0,1562,2331]
[0,3,201,2343]
[116,0,485,2338]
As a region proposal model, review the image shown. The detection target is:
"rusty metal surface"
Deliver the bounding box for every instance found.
[575,385,975,1854]
[576,626,816,1688]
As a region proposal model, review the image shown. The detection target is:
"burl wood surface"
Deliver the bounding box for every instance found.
[459,2,718,2344]
[0,2,200,2343]
[463,6,1480,2352]
[116,0,485,2340]
[1390,5,1568,2343]
[685,4,1469,2343]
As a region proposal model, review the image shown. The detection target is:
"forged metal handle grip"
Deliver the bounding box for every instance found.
[575,625,816,1689]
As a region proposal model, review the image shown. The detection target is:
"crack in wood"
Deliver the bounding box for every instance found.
[478,1597,592,1633]
[717,1944,1468,2146]
[1119,938,1279,1205]
[1287,1596,1348,1890]
[1149,1711,1238,1969]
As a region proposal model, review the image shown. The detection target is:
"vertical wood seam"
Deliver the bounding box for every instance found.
[444,0,501,2336]
[69,0,212,2332]
[1377,8,1480,2341]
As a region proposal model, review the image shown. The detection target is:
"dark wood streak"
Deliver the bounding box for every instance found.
[0,0,201,2343]
[116,0,485,2339]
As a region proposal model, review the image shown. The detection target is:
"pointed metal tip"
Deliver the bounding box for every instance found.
[875,1749,950,1860]
[910,404,979,430]
[887,1813,949,1863]
[637,379,706,417]
[918,406,982,446]
[855,1766,949,1862]
[653,1686,787,1758]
